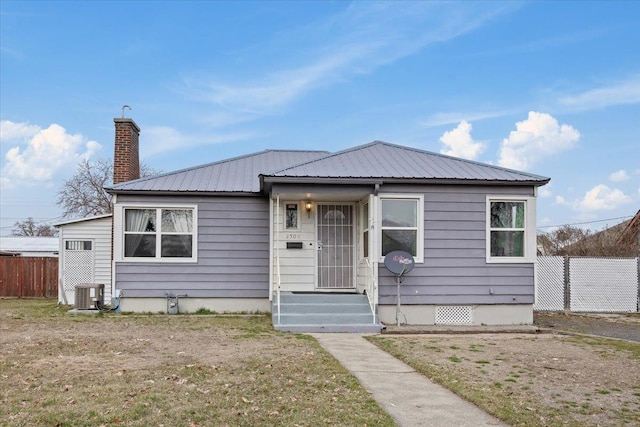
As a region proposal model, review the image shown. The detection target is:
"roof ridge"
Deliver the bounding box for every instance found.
[267,140,548,180]
[267,141,384,175]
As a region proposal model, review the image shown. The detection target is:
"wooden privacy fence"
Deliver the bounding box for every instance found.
[0,257,58,297]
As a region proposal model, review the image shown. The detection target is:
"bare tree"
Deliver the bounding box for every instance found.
[12,217,58,237]
[538,222,635,257]
[56,158,159,219]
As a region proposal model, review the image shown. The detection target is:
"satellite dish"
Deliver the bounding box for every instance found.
[384,250,415,276]
[384,250,415,327]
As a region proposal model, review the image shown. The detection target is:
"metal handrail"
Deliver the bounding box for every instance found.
[365,258,378,324]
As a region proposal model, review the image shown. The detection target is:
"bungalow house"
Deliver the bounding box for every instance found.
[106,118,550,331]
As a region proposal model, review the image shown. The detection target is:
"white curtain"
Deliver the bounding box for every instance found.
[162,210,193,254]
[163,210,192,233]
[125,209,153,256]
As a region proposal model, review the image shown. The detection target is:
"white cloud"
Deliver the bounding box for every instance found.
[185,2,514,115]
[498,111,579,170]
[559,75,640,111]
[0,120,40,141]
[554,184,633,214]
[576,184,632,211]
[2,123,101,186]
[554,195,568,206]
[608,169,629,182]
[193,50,359,114]
[439,120,485,160]
[143,126,255,157]
[421,109,513,127]
[538,184,553,198]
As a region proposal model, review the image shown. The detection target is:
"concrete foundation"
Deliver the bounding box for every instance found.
[118,297,532,326]
[118,297,271,314]
[378,304,533,326]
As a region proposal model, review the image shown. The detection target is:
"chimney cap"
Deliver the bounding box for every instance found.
[114,117,141,133]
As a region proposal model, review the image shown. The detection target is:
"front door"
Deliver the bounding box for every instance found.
[317,204,355,289]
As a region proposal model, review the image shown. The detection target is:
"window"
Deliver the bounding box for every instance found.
[379,195,423,260]
[486,197,535,262]
[285,203,298,229]
[65,240,92,251]
[360,201,369,258]
[123,207,196,260]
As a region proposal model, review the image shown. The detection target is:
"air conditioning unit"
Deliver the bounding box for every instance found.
[75,284,104,310]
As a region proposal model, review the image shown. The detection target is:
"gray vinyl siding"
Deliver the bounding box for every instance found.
[378,184,536,305]
[115,195,269,298]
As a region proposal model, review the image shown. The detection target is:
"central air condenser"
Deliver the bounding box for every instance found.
[75,284,104,310]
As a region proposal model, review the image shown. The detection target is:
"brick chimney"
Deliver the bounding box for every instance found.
[113,118,140,184]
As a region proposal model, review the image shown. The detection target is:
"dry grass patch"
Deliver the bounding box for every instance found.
[0,299,393,426]
[368,333,640,427]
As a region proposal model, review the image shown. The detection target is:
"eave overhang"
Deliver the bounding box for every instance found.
[259,175,550,194]
[105,188,264,197]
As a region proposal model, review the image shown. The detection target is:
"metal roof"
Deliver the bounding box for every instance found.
[263,141,550,185]
[107,150,329,194]
[107,141,549,195]
[54,213,112,227]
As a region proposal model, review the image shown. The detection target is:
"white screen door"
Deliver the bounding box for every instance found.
[317,204,354,289]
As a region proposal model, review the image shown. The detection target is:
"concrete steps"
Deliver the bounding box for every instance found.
[272,293,382,333]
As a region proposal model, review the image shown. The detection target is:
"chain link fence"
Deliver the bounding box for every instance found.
[535,256,639,313]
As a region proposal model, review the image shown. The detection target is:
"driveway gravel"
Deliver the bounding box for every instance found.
[534,312,640,342]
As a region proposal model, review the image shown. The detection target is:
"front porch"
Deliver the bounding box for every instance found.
[272,292,383,333]
[269,187,382,332]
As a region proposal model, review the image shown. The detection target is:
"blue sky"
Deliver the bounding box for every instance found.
[1,1,639,235]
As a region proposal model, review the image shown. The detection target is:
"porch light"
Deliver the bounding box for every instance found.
[305,201,312,217]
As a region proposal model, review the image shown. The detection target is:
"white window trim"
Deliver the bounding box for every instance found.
[377,194,424,263]
[114,203,198,263]
[485,195,536,264]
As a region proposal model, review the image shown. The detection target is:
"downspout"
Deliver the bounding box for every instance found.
[372,192,379,307]
[268,196,274,301]
[276,194,281,325]
[111,194,118,308]
[276,194,280,278]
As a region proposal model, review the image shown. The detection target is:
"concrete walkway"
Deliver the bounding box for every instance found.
[312,333,507,427]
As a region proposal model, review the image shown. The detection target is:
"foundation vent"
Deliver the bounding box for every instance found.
[435,305,473,325]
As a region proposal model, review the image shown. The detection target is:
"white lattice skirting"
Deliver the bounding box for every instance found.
[435,305,474,325]
[63,250,94,292]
